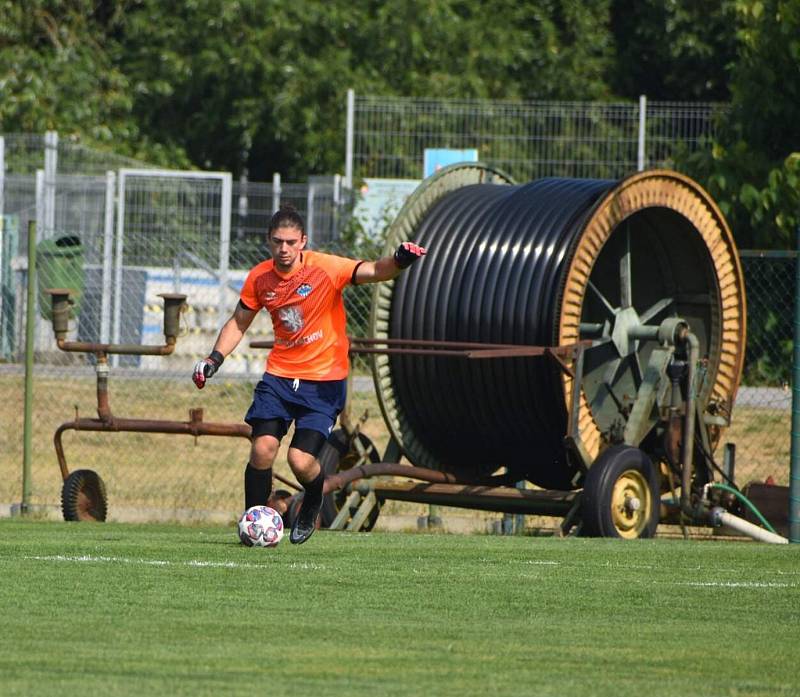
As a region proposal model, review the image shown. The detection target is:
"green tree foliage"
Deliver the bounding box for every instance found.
[0,0,191,166]
[1,0,796,250]
[0,1,132,137]
[114,0,615,179]
[2,0,613,179]
[681,0,800,249]
[609,0,738,100]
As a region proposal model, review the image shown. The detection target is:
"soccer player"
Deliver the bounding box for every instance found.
[192,204,425,544]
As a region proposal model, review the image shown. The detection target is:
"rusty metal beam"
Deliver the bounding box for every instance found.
[371,481,578,516]
[250,337,593,360]
[323,462,460,495]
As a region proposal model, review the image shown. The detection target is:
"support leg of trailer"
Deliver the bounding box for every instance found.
[347,490,379,531]
[559,494,583,537]
[328,489,361,531]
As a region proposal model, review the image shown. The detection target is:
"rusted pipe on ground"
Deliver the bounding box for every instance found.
[323,462,461,495]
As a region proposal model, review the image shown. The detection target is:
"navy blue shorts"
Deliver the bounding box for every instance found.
[244,373,347,438]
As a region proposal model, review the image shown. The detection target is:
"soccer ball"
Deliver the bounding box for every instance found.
[237,506,284,547]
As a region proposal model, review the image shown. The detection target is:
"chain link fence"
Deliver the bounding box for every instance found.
[717,252,795,487]
[347,93,724,182]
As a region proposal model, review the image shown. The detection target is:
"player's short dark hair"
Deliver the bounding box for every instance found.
[268,204,305,236]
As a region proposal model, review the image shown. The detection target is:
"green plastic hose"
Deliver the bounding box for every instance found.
[707,482,778,535]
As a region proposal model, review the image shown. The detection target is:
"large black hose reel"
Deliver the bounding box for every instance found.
[369,164,746,494]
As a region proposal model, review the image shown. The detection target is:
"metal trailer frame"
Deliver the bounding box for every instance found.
[252,326,714,540]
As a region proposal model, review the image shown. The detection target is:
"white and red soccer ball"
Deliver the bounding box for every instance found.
[237,506,284,547]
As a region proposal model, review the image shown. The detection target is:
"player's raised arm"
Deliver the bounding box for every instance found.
[354,242,426,284]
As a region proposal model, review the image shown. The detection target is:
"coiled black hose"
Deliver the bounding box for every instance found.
[389,178,614,490]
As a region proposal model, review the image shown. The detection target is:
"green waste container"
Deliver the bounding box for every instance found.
[37,234,85,321]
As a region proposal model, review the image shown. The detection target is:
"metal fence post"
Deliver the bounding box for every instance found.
[35,169,44,239]
[791,226,800,543]
[345,88,355,190]
[100,170,115,344]
[0,138,4,356]
[219,173,232,322]
[333,173,342,240]
[306,183,315,248]
[111,169,126,362]
[237,170,248,240]
[44,130,58,238]
[22,220,36,515]
[272,172,281,213]
[637,95,647,172]
[0,136,5,220]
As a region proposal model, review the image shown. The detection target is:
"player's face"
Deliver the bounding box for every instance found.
[269,225,306,272]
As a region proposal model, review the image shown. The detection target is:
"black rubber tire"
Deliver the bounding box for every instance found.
[580,445,659,538]
[61,469,108,522]
[319,429,381,530]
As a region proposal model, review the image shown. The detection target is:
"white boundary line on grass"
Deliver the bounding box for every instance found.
[19,556,797,588]
[23,555,323,570]
[674,581,795,589]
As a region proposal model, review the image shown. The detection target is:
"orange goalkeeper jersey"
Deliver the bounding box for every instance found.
[239,250,360,381]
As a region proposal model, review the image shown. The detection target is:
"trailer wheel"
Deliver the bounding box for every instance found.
[580,445,659,538]
[61,469,108,522]
[320,429,381,530]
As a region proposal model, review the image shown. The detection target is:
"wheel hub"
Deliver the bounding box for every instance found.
[610,306,641,358]
[610,469,651,538]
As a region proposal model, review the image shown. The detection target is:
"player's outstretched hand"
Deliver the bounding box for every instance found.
[394,241,427,269]
[192,351,224,389]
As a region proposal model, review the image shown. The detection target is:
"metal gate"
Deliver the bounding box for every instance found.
[112,169,233,368]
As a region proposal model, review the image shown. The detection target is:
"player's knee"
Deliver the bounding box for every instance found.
[289,428,327,459]
[250,434,281,467]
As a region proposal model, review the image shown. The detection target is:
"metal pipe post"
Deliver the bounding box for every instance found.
[22,220,36,513]
[100,170,115,343]
[306,183,315,247]
[43,131,58,238]
[790,226,800,543]
[272,173,281,213]
[345,88,355,190]
[637,95,647,172]
[218,173,233,323]
[0,136,5,220]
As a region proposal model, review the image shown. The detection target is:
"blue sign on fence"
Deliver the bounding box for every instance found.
[423,148,479,178]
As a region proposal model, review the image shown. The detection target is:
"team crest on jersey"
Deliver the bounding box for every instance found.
[296,283,313,297]
[279,306,305,332]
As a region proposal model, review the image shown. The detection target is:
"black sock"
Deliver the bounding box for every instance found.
[301,470,325,506]
[244,464,272,510]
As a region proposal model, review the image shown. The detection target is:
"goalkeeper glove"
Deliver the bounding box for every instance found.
[192,350,224,389]
[393,241,426,269]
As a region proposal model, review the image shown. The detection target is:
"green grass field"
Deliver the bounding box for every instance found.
[1,520,798,696]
